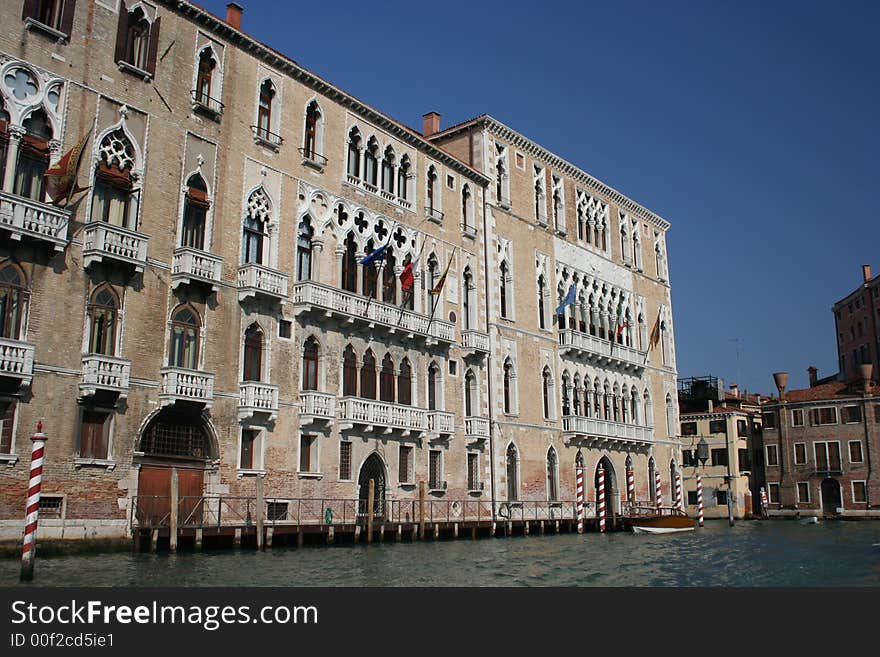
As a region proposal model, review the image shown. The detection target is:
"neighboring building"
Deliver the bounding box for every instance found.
[761,367,879,517]
[678,377,763,519]
[429,116,680,514]
[0,1,679,542]
[834,264,879,384]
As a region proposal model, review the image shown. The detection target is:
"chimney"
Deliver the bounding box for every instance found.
[773,372,788,401]
[729,383,739,398]
[859,363,874,393]
[422,112,441,137]
[808,366,818,387]
[863,264,872,284]
[226,3,243,30]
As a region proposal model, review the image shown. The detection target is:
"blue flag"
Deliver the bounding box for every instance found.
[359,243,388,266]
[556,284,576,316]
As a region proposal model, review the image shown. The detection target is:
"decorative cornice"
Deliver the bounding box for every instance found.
[160,1,489,186]
[434,115,671,232]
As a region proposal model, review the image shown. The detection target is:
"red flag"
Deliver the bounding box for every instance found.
[44,128,92,206]
[400,260,414,292]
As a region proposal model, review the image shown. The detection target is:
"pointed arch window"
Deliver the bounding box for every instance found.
[401,254,415,311]
[382,248,396,304]
[398,358,412,405]
[561,373,571,416]
[0,102,8,185]
[0,264,27,340]
[364,138,378,187]
[380,353,395,403]
[537,276,546,329]
[426,165,439,217]
[542,367,552,419]
[342,345,358,396]
[243,323,263,382]
[461,184,472,229]
[381,146,395,195]
[241,188,270,265]
[397,155,411,200]
[302,337,319,391]
[256,79,275,141]
[91,126,138,229]
[427,362,439,411]
[115,4,159,74]
[195,47,218,109]
[503,360,513,414]
[347,128,361,178]
[499,261,509,319]
[464,369,476,417]
[15,109,53,202]
[507,443,519,501]
[362,239,379,299]
[296,217,313,282]
[360,350,377,400]
[303,101,322,160]
[88,286,119,356]
[181,173,209,250]
[27,0,73,34]
[168,306,200,370]
[572,376,582,416]
[341,232,358,292]
[426,253,439,298]
[462,268,473,330]
[547,448,559,502]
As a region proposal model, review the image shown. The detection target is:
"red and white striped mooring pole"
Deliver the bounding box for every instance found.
[626,464,635,504]
[654,469,662,510]
[597,465,606,533]
[575,454,584,534]
[21,422,47,581]
[674,472,683,510]
[696,474,705,527]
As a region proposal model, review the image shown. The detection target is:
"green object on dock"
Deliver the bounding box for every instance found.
[324,508,333,524]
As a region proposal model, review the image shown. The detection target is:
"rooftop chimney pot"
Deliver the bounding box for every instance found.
[808,366,818,387]
[773,372,788,401]
[863,264,872,283]
[422,112,441,137]
[859,363,874,393]
[226,3,243,30]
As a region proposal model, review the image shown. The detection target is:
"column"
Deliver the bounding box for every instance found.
[3,125,25,193]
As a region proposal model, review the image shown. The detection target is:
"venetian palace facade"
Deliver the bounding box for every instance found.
[0,1,681,542]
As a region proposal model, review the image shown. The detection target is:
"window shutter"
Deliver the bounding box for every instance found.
[60,0,77,35]
[114,3,128,64]
[146,16,161,75]
[0,403,15,454]
[21,0,37,20]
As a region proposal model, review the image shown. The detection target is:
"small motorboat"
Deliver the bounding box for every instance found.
[800,516,820,524]
[630,509,696,534]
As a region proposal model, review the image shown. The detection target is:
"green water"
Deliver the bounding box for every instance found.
[4,520,880,586]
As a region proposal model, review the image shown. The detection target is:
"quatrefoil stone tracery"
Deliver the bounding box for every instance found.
[4,68,38,101]
[246,188,272,222]
[99,129,136,171]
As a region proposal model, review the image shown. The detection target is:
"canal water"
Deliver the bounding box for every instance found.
[3,520,880,586]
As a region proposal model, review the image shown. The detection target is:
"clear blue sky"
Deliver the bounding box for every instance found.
[200,0,879,394]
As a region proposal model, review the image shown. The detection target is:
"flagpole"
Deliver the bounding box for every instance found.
[362,220,398,319]
[396,235,427,327]
[425,248,456,337]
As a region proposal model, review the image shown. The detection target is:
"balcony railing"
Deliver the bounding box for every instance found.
[0,337,35,387]
[558,328,646,372]
[293,281,456,343]
[239,381,279,420]
[465,416,490,439]
[190,89,224,117]
[238,263,289,302]
[425,206,444,223]
[397,197,412,211]
[251,125,283,149]
[172,247,223,292]
[80,354,131,398]
[461,329,490,355]
[82,222,149,272]
[159,367,215,407]
[460,223,477,238]
[298,148,328,170]
[427,411,455,435]
[338,397,435,435]
[562,415,654,446]
[0,191,70,251]
[299,391,336,424]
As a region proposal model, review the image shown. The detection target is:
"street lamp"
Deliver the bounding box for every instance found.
[697,437,709,466]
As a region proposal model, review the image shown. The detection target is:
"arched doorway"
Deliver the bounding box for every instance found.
[595,456,618,518]
[358,452,386,519]
[135,408,215,527]
[506,443,519,501]
[820,478,841,515]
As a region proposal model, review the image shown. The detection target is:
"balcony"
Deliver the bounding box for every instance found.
[460,223,477,239]
[558,328,646,374]
[299,391,336,425]
[82,222,149,273]
[238,263,289,302]
[172,247,223,292]
[338,397,435,436]
[425,206,444,224]
[251,125,282,150]
[562,415,654,448]
[427,411,455,436]
[0,337,35,389]
[80,354,131,398]
[0,191,70,251]
[159,367,215,408]
[465,416,490,440]
[190,90,224,119]
[239,381,279,421]
[461,329,490,357]
[298,148,327,171]
[292,281,456,344]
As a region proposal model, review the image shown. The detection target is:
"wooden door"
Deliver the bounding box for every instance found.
[137,466,171,527]
[177,468,204,526]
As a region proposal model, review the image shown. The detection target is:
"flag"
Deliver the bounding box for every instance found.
[44,128,92,206]
[615,297,628,338]
[556,284,576,316]
[429,251,455,296]
[359,243,388,266]
[400,260,414,293]
[648,312,661,351]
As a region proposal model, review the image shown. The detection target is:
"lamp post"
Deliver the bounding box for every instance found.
[696,437,708,527]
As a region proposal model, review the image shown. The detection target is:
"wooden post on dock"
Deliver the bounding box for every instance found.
[418,481,426,540]
[169,468,179,553]
[367,478,375,544]
[255,476,265,550]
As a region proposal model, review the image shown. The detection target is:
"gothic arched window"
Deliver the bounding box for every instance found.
[87,286,119,356]
[168,305,200,370]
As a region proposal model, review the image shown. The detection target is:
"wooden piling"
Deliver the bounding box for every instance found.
[169,468,179,553]
[396,525,402,542]
[367,478,375,544]
[326,526,334,544]
[150,529,158,553]
[539,520,545,535]
[266,527,273,548]
[523,521,530,536]
[379,524,385,542]
[453,522,459,538]
[354,525,361,543]
[233,528,242,547]
[255,476,265,551]
[297,530,304,547]
[418,481,426,540]
[195,528,203,551]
